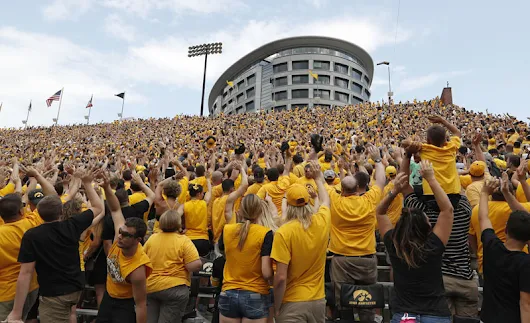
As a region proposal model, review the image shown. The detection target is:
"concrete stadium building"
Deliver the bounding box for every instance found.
[208,36,374,115]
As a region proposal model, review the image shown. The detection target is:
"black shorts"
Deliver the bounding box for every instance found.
[86,249,107,286]
[192,239,212,257]
[96,292,135,323]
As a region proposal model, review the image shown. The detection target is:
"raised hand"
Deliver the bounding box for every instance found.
[366,144,381,161]
[427,115,445,124]
[419,160,434,181]
[483,177,500,195]
[393,173,409,193]
[500,172,511,194]
[516,160,528,180]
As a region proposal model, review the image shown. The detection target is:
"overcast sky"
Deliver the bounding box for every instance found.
[0,0,529,128]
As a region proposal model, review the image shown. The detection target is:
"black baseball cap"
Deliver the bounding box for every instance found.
[28,189,44,205]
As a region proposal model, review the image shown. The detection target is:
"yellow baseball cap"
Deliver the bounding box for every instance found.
[469,161,486,177]
[385,166,397,177]
[286,184,310,207]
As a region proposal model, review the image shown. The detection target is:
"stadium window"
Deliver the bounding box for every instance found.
[222,92,228,99]
[364,89,371,99]
[335,77,349,89]
[228,99,233,106]
[273,91,288,101]
[292,60,309,70]
[292,89,309,99]
[352,96,362,105]
[274,105,287,111]
[222,104,227,110]
[334,63,348,74]
[334,91,349,103]
[246,87,255,98]
[314,89,330,100]
[351,68,362,80]
[246,101,255,110]
[292,75,309,84]
[236,105,244,113]
[274,77,288,87]
[363,75,370,85]
[236,93,244,103]
[313,61,330,70]
[237,80,245,89]
[315,75,330,85]
[351,82,362,94]
[247,74,256,85]
[273,63,288,73]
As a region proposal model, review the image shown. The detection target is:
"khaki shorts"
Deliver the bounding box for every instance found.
[39,291,82,323]
[443,274,479,317]
[0,288,39,321]
[276,299,326,323]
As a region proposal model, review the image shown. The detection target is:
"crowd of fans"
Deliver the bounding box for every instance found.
[0,98,530,323]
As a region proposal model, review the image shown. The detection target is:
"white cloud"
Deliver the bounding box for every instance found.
[0,13,412,127]
[399,70,471,92]
[42,0,93,20]
[104,14,136,42]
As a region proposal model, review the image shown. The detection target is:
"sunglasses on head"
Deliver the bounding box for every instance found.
[119,228,136,239]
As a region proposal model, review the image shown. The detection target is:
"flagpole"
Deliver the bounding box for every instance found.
[120,92,125,121]
[87,105,92,125]
[55,87,64,126]
[25,100,31,129]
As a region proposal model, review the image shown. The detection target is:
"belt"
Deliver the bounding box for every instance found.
[329,252,375,258]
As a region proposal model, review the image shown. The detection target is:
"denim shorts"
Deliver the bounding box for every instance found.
[219,289,271,319]
[391,313,451,323]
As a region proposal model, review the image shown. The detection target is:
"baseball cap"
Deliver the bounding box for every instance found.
[324,170,336,179]
[28,189,45,205]
[469,161,486,177]
[286,184,310,207]
[385,166,397,177]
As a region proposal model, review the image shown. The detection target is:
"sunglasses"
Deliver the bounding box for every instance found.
[119,228,136,239]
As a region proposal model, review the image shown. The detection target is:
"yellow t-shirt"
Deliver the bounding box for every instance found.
[508,133,520,145]
[190,176,208,193]
[129,192,150,222]
[271,205,330,303]
[328,186,382,256]
[256,177,291,217]
[222,223,271,294]
[0,182,15,197]
[292,164,305,178]
[183,200,209,240]
[383,182,403,226]
[0,218,40,302]
[208,184,224,227]
[460,175,472,189]
[178,177,190,205]
[245,182,264,196]
[469,202,530,273]
[516,179,530,203]
[106,242,152,299]
[144,232,199,293]
[212,195,234,243]
[466,180,489,208]
[296,177,317,205]
[420,136,461,195]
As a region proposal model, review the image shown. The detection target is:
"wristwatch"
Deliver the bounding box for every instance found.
[374,158,382,163]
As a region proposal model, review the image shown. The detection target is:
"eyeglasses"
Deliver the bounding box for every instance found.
[119,228,135,239]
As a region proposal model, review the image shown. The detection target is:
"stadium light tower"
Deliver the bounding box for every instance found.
[188,42,223,116]
[377,61,393,105]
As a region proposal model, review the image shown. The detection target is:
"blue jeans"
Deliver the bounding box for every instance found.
[219,290,270,319]
[391,313,451,323]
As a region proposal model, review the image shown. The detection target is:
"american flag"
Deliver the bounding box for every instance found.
[46,89,62,107]
[86,95,93,109]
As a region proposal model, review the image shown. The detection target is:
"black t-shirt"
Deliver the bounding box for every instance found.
[384,230,451,316]
[481,228,530,323]
[101,200,150,241]
[18,209,94,297]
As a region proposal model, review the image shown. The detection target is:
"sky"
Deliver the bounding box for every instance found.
[0,0,529,128]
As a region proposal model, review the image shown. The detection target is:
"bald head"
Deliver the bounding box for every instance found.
[341,176,357,195]
[212,171,223,185]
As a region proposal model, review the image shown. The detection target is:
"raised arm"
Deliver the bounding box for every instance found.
[309,161,330,208]
[516,161,530,201]
[367,145,385,190]
[225,162,248,222]
[376,173,409,237]
[501,172,527,212]
[82,169,104,218]
[22,166,58,197]
[479,178,497,234]
[428,115,461,138]
[131,172,155,205]
[204,176,213,204]
[423,160,454,245]
[99,172,125,242]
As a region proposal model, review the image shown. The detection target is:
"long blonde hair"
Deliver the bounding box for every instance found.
[237,194,277,250]
[284,204,314,230]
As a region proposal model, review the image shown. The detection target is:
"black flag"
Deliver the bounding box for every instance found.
[115,92,125,99]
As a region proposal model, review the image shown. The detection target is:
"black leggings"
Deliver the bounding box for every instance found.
[192,239,211,257]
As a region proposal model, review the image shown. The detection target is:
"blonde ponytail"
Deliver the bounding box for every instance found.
[237,219,252,250]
